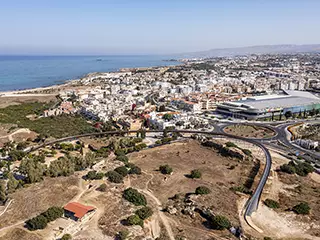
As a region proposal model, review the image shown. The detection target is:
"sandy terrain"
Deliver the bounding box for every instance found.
[0,95,57,108]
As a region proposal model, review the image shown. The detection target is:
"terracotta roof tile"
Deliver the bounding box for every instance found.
[64,202,95,219]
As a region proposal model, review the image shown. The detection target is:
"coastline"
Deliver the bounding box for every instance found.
[0,62,182,95]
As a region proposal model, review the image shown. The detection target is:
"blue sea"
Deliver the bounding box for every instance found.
[0,55,180,91]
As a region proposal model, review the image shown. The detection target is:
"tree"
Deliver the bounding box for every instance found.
[117,230,129,240]
[128,165,142,175]
[123,188,147,206]
[135,206,153,220]
[226,142,238,148]
[284,111,293,119]
[195,186,211,195]
[210,215,231,230]
[6,172,19,193]
[163,113,174,121]
[25,215,48,231]
[190,169,202,179]
[242,149,252,156]
[106,171,123,183]
[61,234,72,240]
[97,183,107,192]
[0,181,7,205]
[116,155,129,164]
[159,164,173,175]
[49,157,74,177]
[114,166,128,177]
[126,214,144,227]
[41,206,64,222]
[292,202,310,215]
[19,157,45,183]
[264,199,280,209]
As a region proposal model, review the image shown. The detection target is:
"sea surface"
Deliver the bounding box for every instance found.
[0,55,180,91]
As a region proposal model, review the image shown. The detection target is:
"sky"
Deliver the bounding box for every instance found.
[0,0,320,55]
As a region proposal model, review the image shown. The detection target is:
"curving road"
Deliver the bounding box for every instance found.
[23,129,272,219]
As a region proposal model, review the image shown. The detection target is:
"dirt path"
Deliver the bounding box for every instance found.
[0,128,32,141]
[0,200,13,218]
[128,172,175,240]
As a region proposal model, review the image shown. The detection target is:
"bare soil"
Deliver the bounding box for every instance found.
[127,140,256,239]
[0,227,42,240]
[0,95,57,108]
[0,175,79,229]
[224,124,276,139]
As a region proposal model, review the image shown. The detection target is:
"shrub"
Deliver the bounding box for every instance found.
[128,165,142,175]
[210,215,231,230]
[292,202,310,215]
[264,199,280,209]
[86,171,104,180]
[226,142,238,148]
[155,140,162,145]
[25,215,48,231]
[41,206,64,222]
[97,183,107,192]
[106,171,123,183]
[123,188,147,206]
[126,214,144,226]
[135,206,153,220]
[61,234,72,240]
[116,155,129,164]
[117,230,129,240]
[280,163,296,174]
[159,164,173,175]
[115,149,125,156]
[190,169,202,179]
[114,166,128,177]
[195,186,211,195]
[264,237,273,240]
[242,149,252,156]
[280,161,314,176]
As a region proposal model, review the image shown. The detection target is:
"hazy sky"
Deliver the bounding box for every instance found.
[1,0,320,55]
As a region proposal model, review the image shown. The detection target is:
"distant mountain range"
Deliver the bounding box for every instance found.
[181,44,320,58]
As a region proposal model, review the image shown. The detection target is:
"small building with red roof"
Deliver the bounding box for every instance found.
[64,202,96,222]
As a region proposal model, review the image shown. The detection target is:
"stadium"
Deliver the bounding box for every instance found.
[217,90,320,120]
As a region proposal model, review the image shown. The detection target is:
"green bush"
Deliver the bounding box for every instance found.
[264,199,280,209]
[210,215,231,230]
[190,169,202,179]
[226,142,238,148]
[97,183,107,192]
[115,149,126,156]
[128,165,142,175]
[135,206,153,220]
[117,230,129,240]
[242,149,252,156]
[292,202,310,215]
[123,188,147,206]
[195,186,211,195]
[61,233,72,240]
[106,171,123,183]
[25,215,48,231]
[86,170,104,180]
[114,166,128,177]
[116,155,129,163]
[280,161,314,176]
[126,214,144,227]
[159,164,173,175]
[41,206,64,222]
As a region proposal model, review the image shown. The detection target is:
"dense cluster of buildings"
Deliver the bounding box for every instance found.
[55,53,320,128]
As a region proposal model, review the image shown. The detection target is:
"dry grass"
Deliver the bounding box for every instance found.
[128,140,255,238]
[0,228,42,240]
[224,124,276,139]
[0,95,57,108]
[0,176,79,228]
